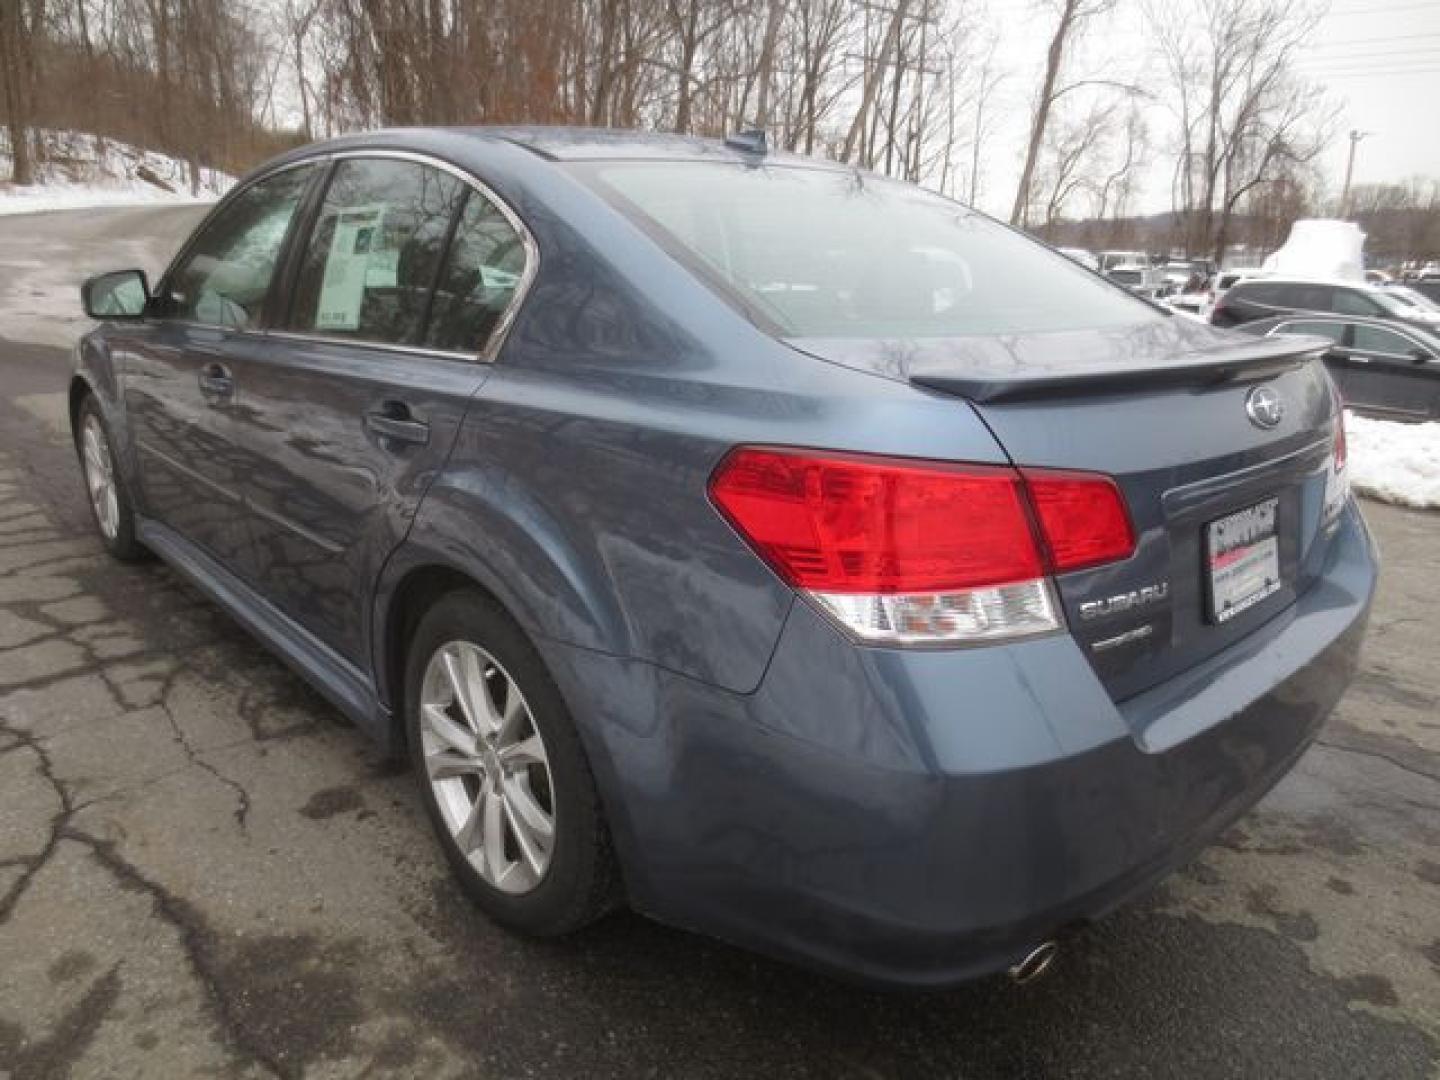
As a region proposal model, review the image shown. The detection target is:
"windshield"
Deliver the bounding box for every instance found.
[1109,270,1143,284]
[582,162,1157,338]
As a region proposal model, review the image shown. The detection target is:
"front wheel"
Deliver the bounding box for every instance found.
[76,396,146,562]
[404,589,619,935]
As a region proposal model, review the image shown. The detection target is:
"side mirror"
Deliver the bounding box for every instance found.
[1411,348,1431,364]
[82,269,150,320]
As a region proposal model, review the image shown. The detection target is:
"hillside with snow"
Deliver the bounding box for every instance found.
[0,130,234,216]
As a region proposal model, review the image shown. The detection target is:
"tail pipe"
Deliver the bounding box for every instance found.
[1007,940,1059,985]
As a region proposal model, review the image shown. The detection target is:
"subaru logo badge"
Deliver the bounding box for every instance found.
[1245,385,1284,429]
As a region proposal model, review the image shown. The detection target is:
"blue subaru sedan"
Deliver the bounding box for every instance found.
[72,128,1376,987]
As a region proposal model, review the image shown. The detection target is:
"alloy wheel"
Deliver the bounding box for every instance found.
[82,414,119,540]
[419,641,556,894]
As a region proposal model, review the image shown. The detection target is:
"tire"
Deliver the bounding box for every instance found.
[404,588,619,936]
[75,395,147,562]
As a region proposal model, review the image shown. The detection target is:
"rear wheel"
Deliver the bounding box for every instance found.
[405,589,618,935]
[76,396,146,562]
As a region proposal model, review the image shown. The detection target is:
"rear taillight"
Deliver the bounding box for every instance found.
[1022,470,1135,573]
[708,447,1135,645]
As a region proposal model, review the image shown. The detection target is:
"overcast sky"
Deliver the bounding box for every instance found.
[965,0,1440,219]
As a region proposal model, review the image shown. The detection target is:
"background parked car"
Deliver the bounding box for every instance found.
[1097,249,1149,273]
[1211,276,1440,334]
[1238,314,1440,421]
[1405,280,1440,305]
[1384,284,1440,318]
[1199,268,1262,320]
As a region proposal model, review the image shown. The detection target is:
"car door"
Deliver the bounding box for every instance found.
[1268,318,1357,396]
[123,163,319,573]
[229,154,533,666]
[1336,323,1439,420]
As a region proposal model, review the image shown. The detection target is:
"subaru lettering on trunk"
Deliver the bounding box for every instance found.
[70,127,1378,989]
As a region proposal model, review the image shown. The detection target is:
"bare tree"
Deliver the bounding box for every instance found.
[1009,0,1118,227]
[1,0,42,182]
[1146,0,1329,261]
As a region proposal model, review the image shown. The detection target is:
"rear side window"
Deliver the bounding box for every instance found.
[167,166,314,328]
[287,158,465,345]
[582,162,1156,338]
[1332,288,1381,317]
[424,190,528,353]
[1237,282,1284,305]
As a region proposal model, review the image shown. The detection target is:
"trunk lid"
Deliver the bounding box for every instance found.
[791,319,1343,702]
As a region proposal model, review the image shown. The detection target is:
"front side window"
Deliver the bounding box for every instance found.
[424,190,528,353]
[582,163,1157,338]
[1352,324,1415,355]
[167,166,314,328]
[287,158,465,345]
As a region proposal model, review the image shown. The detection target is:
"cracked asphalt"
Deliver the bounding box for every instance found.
[0,206,1438,1079]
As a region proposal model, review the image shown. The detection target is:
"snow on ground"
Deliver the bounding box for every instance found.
[1346,411,1440,511]
[0,129,233,216]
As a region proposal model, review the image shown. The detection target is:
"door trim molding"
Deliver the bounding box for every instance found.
[136,516,392,748]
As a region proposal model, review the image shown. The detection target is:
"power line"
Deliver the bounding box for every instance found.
[1302,53,1440,68]
[1319,66,1440,76]
[1324,2,1440,15]
[1298,47,1440,62]
[1305,65,1440,76]
[1309,31,1440,48]
[1304,42,1440,54]
[1309,59,1440,70]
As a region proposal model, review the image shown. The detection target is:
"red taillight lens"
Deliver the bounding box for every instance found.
[708,448,1044,593]
[1022,470,1135,573]
[709,448,1135,596]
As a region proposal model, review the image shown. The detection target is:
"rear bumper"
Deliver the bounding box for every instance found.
[540,500,1377,987]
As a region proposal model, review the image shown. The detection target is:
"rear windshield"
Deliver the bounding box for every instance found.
[580,162,1158,338]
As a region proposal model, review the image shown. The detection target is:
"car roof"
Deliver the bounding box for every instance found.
[288,125,839,169]
[1235,276,1384,293]
[470,125,838,167]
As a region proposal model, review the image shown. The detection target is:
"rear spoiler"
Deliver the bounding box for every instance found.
[906,336,1328,404]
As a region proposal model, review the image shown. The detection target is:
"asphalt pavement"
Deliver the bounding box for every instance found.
[0,206,1436,1079]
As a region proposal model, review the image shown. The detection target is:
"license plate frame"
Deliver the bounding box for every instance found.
[1206,497,1281,624]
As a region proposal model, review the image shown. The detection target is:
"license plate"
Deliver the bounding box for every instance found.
[1206,498,1281,624]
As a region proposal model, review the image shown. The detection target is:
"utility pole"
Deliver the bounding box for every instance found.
[1341,129,1369,218]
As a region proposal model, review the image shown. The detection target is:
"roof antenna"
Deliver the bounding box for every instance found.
[724,128,768,155]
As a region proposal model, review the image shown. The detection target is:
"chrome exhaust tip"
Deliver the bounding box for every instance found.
[1007,940,1059,985]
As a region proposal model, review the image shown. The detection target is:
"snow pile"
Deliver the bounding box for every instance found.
[0,129,233,216]
[1262,219,1366,282]
[1346,411,1440,510]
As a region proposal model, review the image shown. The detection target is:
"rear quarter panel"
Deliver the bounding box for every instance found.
[376,143,1012,695]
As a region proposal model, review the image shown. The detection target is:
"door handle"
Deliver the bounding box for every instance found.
[365,402,430,446]
[198,362,234,399]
